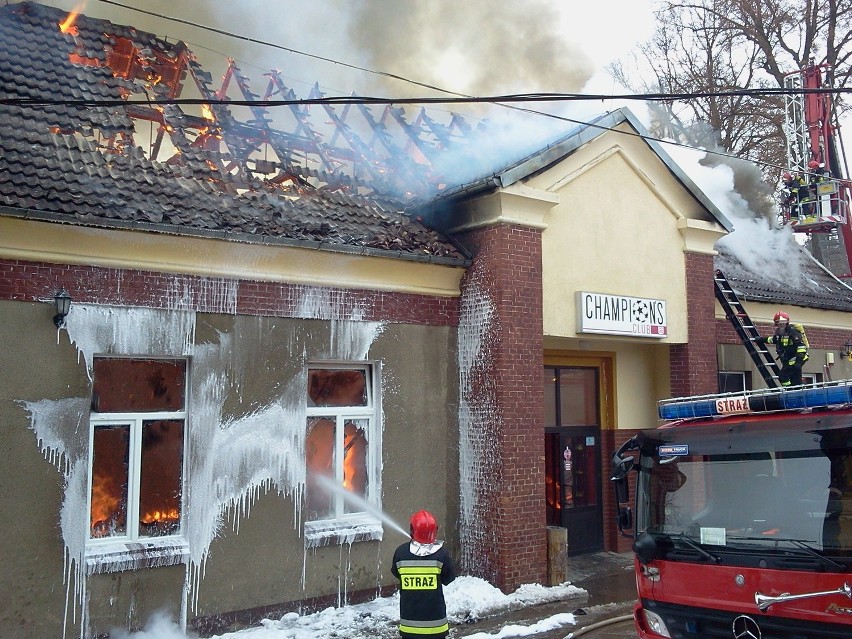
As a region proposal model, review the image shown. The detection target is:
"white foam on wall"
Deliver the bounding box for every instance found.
[456,271,499,574]
[20,283,386,638]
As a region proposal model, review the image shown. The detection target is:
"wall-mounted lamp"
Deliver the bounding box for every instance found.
[53,288,72,328]
[841,343,852,361]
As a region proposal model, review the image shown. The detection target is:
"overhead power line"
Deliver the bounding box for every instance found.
[23,2,850,179]
[3,86,851,109]
[96,0,467,99]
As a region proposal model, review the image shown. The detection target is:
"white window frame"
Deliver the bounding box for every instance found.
[718,370,748,393]
[303,362,383,547]
[801,372,823,386]
[85,358,189,573]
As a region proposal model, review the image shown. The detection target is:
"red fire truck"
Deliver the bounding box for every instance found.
[611,382,852,638]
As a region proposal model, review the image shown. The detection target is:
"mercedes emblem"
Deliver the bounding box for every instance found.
[732,614,761,639]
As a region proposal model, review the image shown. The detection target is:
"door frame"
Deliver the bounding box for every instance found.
[543,351,616,554]
[543,351,616,432]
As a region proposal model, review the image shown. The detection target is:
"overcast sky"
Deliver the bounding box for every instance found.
[30,0,656,99]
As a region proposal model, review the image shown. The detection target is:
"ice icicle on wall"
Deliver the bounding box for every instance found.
[167,276,238,314]
[21,282,386,637]
[184,330,309,609]
[456,271,498,575]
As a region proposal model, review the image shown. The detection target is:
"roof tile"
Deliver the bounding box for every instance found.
[0,2,467,263]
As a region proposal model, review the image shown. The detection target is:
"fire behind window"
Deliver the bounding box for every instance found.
[90,358,186,541]
[308,368,367,407]
[305,367,371,521]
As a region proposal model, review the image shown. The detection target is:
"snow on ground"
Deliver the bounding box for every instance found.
[111,576,585,639]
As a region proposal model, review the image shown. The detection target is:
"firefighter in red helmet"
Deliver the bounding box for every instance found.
[391,510,456,638]
[781,171,804,219]
[755,311,809,386]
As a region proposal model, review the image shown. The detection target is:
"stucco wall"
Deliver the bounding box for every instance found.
[535,126,724,344]
[0,290,458,638]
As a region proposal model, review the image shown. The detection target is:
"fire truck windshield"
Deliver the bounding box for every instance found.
[635,420,852,561]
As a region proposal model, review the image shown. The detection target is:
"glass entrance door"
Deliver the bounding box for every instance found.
[544,367,603,555]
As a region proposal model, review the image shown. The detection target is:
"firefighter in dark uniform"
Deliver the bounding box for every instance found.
[782,171,804,219]
[392,510,456,638]
[755,311,809,386]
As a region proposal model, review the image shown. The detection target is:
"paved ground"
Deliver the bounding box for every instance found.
[453,551,638,638]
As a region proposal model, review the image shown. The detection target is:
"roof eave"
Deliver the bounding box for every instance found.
[0,205,472,268]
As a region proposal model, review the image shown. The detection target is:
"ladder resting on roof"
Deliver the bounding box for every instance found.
[714,270,781,388]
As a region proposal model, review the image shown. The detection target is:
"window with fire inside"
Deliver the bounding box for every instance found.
[87,357,187,568]
[304,364,381,545]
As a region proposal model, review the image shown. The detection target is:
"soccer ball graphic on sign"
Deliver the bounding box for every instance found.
[632,300,649,323]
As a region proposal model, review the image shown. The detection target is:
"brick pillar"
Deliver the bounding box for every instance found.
[456,223,546,592]
[670,252,717,397]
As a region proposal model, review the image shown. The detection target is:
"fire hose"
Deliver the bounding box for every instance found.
[563,613,634,638]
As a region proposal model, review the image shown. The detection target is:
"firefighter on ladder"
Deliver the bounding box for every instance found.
[755,311,810,386]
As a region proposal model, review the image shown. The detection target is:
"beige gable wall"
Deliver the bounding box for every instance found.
[528,122,726,343]
[470,120,729,428]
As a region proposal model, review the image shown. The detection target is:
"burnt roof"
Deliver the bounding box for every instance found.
[0,2,470,264]
[714,241,852,312]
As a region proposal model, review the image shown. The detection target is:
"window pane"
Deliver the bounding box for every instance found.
[567,435,599,508]
[307,369,367,407]
[93,359,186,413]
[306,417,335,520]
[90,424,130,538]
[139,420,184,538]
[718,372,746,394]
[343,420,368,512]
[543,368,557,428]
[559,369,598,426]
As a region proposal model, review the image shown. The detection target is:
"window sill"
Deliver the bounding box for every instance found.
[84,537,189,575]
[304,514,384,548]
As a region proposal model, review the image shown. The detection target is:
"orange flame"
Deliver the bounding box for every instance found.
[59,2,86,35]
[342,428,366,493]
[141,509,180,524]
[90,473,122,537]
[201,104,215,121]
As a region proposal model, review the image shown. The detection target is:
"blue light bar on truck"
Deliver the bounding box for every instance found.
[657,380,852,421]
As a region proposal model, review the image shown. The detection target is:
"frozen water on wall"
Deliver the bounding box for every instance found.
[167,276,238,314]
[65,305,196,378]
[21,286,387,637]
[294,285,362,321]
[184,331,308,608]
[456,271,498,574]
[21,398,90,632]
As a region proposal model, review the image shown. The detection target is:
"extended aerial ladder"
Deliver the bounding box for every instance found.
[714,270,781,388]
[782,62,852,280]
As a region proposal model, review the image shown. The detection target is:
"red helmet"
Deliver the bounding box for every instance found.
[782,171,792,181]
[774,311,790,324]
[409,510,438,544]
[808,160,820,169]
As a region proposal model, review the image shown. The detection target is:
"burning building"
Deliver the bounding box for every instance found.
[5,2,852,638]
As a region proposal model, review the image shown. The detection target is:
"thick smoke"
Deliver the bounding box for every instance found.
[665,141,814,288]
[346,0,594,96]
[42,0,596,97]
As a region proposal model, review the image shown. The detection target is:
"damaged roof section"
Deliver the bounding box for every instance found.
[0,2,474,263]
[715,243,852,312]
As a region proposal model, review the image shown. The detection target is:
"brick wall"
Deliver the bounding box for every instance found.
[457,224,547,592]
[670,252,717,396]
[0,258,459,326]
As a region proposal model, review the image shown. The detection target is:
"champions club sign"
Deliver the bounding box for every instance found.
[577,292,667,338]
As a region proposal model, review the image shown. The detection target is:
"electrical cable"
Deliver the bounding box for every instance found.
[96,0,469,99]
[82,0,844,178]
[23,2,845,180]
